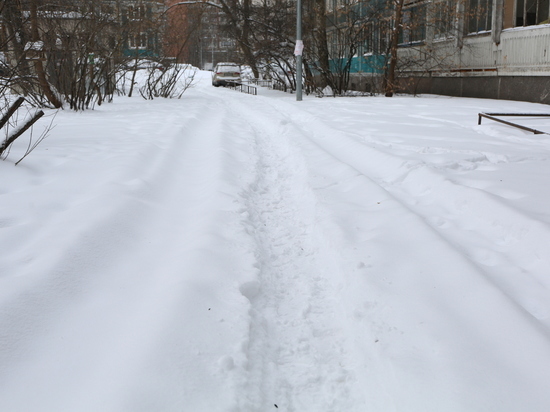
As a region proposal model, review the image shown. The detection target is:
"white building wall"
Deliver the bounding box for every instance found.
[398,24,550,76]
[497,25,550,74]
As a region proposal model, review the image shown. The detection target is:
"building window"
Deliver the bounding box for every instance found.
[468,0,492,33]
[363,20,392,55]
[129,32,147,49]
[434,0,454,39]
[328,30,339,55]
[516,0,550,26]
[401,4,427,44]
[362,23,375,55]
[128,4,146,21]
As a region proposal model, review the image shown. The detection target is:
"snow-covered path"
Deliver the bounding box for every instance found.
[2,72,550,411]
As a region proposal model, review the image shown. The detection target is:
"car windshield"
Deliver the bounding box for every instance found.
[217,65,239,73]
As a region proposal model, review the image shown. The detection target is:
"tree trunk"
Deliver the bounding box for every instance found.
[218,0,259,78]
[385,0,405,97]
[241,0,259,78]
[29,0,63,108]
[314,0,331,89]
[128,53,140,98]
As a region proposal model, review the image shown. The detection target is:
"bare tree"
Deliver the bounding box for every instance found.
[28,0,62,107]
[1,0,126,109]
[385,0,405,97]
[1,0,39,102]
[168,0,260,76]
[386,0,477,96]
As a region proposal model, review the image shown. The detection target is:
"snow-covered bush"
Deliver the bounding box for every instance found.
[139,63,197,100]
[117,60,197,100]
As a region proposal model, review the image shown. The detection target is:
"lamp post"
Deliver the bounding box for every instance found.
[295,0,303,101]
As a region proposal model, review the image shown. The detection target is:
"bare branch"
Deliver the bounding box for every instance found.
[0,110,45,158]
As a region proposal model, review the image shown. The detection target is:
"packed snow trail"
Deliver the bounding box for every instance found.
[2,71,550,411]
[224,98,364,410]
[217,91,550,411]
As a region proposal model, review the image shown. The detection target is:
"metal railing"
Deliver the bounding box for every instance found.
[247,79,273,87]
[478,112,550,134]
[226,82,257,95]
[223,78,293,95]
[271,79,290,93]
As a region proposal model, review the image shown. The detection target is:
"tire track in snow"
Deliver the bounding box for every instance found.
[227,94,550,411]
[226,99,364,411]
[255,97,550,331]
[0,96,253,412]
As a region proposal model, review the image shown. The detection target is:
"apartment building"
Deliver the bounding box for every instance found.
[332,0,550,103]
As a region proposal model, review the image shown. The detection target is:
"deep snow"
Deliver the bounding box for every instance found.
[2,71,550,412]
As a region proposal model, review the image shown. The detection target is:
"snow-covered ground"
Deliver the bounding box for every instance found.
[2,70,550,412]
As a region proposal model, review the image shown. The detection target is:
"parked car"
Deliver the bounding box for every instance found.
[212,63,241,87]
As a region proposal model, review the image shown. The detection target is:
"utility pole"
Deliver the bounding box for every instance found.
[295,0,303,101]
